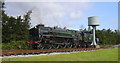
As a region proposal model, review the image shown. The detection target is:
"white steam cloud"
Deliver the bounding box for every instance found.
[5,2,92,28]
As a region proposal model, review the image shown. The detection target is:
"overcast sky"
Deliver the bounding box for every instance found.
[4,1,118,30]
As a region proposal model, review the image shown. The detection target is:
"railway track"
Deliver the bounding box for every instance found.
[1,48,100,56]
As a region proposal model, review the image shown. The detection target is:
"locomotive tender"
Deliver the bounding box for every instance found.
[28,24,94,49]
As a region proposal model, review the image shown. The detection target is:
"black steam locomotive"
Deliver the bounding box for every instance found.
[27,24,93,49]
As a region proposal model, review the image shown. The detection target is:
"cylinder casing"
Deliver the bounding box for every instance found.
[88,16,99,26]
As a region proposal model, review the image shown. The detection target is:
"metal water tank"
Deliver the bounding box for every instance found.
[88,16,99,26]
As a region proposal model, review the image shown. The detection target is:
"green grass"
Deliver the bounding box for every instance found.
[2,48,118,61]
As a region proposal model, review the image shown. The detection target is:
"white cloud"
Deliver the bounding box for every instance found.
[5,2,92,28]
[69,11,83,19]
[30,2,91,27]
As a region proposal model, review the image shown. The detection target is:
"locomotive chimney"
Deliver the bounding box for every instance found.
[36,24,44,28]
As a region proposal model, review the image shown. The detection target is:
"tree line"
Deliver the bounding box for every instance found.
[96,29,120,45]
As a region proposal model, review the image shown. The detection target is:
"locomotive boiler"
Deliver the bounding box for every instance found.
[28,24,94,49]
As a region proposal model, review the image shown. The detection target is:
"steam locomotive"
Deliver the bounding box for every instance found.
[27,24,94,49]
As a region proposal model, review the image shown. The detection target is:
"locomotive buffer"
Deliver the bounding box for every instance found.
[88,16,100,48]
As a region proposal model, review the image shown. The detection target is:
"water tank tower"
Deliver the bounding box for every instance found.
[88,16,100,47]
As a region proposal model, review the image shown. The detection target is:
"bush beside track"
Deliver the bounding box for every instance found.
[2,41,32,50]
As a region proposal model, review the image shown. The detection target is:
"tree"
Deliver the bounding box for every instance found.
[0,1,4,43]
[21,10,32,41]
[1,1,11,43]
[79,25,84,32]
[96,29,120,45]
[2,2,32,43]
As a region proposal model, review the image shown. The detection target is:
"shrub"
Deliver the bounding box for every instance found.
[2,41,32,50]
